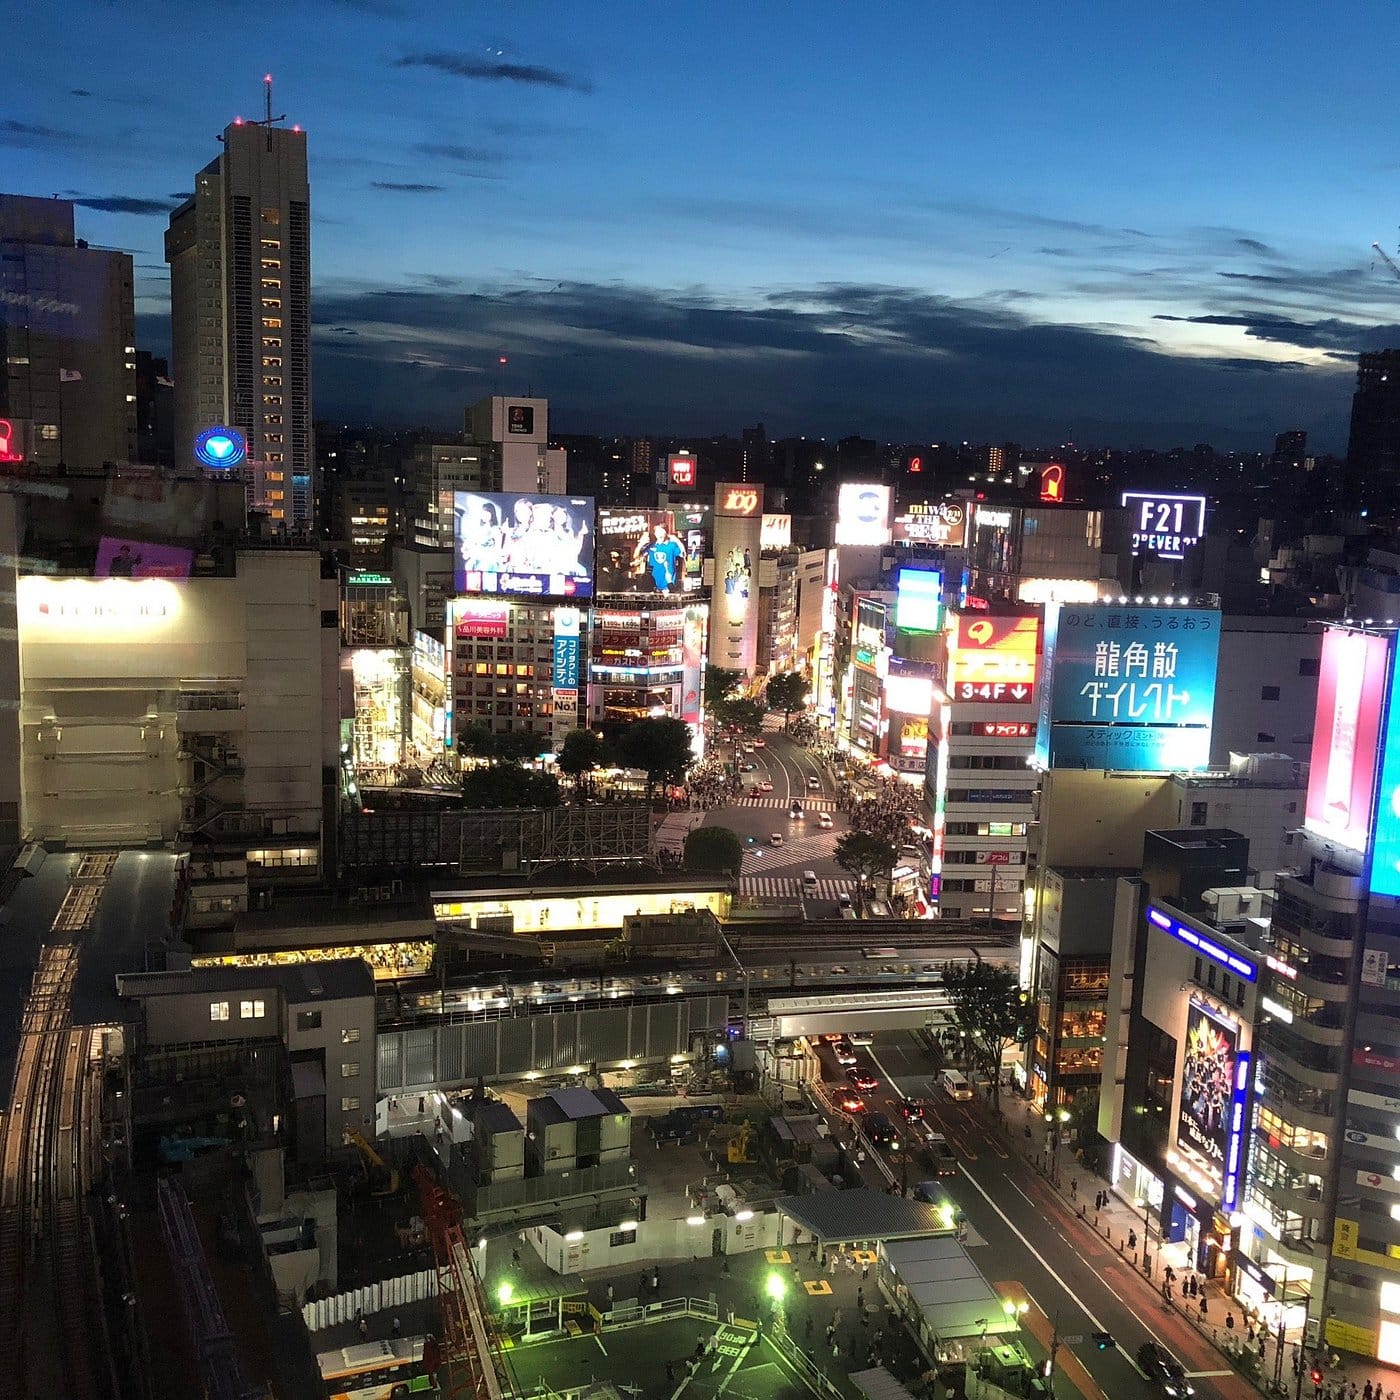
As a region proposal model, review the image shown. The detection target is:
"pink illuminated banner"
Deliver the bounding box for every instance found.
[1304,628,1392,853]
[95,536,193,580]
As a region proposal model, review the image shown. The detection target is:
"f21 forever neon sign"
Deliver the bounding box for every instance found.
[1121,492,1206,560]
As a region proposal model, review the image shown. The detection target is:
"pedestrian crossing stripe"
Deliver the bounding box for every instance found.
[739,796,836,810]
[739,875,856,900]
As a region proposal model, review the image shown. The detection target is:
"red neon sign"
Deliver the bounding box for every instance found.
[909,455,923,473]
[1040,463,1065,502]
[0,420,23,465]
[668,455,696,489]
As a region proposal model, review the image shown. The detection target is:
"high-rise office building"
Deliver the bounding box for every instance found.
[0,193,137,471]
[1345,350,1400,512]
[167,111,312,531]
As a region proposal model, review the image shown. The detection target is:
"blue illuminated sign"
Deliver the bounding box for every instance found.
[1369,644,1400,897]
[1146,905,1257,981]
[552,634,580,690]
[1223,1050,1250,1210]
[194,425,246,470]
[895,566,943,634]
[1035,604,1220,770]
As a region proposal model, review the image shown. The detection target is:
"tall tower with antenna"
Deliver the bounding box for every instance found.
[166,78,314,532]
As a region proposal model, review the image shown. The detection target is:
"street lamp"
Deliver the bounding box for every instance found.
[972,1317,988,1399]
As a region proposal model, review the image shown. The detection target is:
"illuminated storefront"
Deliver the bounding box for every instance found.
[410,630,448,760]
[195,942,434,981]
[351,647,408,776]
[431,884,731,934]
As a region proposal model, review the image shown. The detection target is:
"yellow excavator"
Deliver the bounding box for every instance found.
[345,1129,401,1196]
[726,1120,757,1165]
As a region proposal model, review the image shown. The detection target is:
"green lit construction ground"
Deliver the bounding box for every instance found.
[501,1312,840,1399]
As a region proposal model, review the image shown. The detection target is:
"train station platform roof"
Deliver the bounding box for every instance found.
[773,1188,953,1245]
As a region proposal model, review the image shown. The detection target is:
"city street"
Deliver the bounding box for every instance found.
[701,730,860,913]
[816,1030,1262,1400]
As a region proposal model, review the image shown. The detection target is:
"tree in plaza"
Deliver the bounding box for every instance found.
[682,825,743,876]
[493,730,551,764]
[455,722,499,759]
[715,697,766,734]
[460,763,561,809]
[943,957,1022,1110]
[616,715,695,799]
[704,666,744,712]
[764,672,808,731]
[832,830,899,906]
[558,728,605,802]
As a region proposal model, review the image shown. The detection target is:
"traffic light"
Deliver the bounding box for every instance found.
[1091,1332,1115,1350]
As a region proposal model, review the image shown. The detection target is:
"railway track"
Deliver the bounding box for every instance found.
[0,915,108,1394]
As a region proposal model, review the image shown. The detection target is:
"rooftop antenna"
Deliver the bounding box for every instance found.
[258,73,286,152]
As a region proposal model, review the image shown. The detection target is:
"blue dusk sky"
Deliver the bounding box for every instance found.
[9,0,1400,448]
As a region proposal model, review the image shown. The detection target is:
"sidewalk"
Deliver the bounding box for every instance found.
[994,1092,1364,1399]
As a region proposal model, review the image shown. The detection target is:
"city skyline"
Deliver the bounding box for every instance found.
[10,1,1400,446]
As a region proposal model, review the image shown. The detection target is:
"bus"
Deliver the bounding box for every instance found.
[317,1337,431,1400]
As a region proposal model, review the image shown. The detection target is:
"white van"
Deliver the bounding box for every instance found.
[940,1068,973,1101]
[802,870,819,890]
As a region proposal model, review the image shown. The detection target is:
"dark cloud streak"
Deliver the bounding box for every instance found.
[371,181,445,193]
[304,277,1352,449]
[396,51,591,93]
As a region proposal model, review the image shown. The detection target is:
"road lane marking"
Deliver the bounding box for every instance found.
[1006,1176,1176,1354]
[960,1163,1113,1335]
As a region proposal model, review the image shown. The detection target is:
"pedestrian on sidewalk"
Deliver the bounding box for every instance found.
[392,1317,401,1338]
[1128,1229,1137,1251]
[357,1313,368,1339]
[1071,1177,1078,1199]
[1199,1295,1208,1317]
[606,1284,613,1307]
[1226,1311,1235,1330]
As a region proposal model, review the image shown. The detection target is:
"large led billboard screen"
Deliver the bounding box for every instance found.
[947,613,1040,703]
[1369,644,1400,897]
[892,500,966,548]
[1305,627,1392,855]
[96,536,193,580]
[1035,604,1220,770]
[835,483,892,546]
[595,507,707,596]
[454,492,594,599]
[1177,1002,1238,1169]
[895,566,943,633]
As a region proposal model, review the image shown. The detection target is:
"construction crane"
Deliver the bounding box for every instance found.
[412,1164,510,1399]
[343,1129,400,1196]
[1372,241,1400,283]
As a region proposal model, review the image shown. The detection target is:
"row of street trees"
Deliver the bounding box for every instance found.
[705,668,808,734]
[458,716,697,809]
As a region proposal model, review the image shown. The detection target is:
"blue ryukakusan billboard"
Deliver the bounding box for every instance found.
[1035,603,1220,771]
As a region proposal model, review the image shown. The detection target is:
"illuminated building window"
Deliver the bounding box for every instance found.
[261,207,281,225]
[341,1061,360,1078]
[264,376,283,386]
[262,356,283,368]
[210,1001,230,1022]
[341,1097,360,1112]
[341,1027,361,1045]
[268,491,284,502]
[260,239,281,250]
[261,298,282,310]
[264,471,284,481]
[267,452,284,463]
[261,279,281,290]
[270,508,285,520]
[263,317,282,329]
[262,337,282,349]
[239,999,265,1019]
[263,395,282,405]
[261,258,281,270]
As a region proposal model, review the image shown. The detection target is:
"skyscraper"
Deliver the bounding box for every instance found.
[167,105,312,531]
[0,193,136,471]
[1344,350,1400,513]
